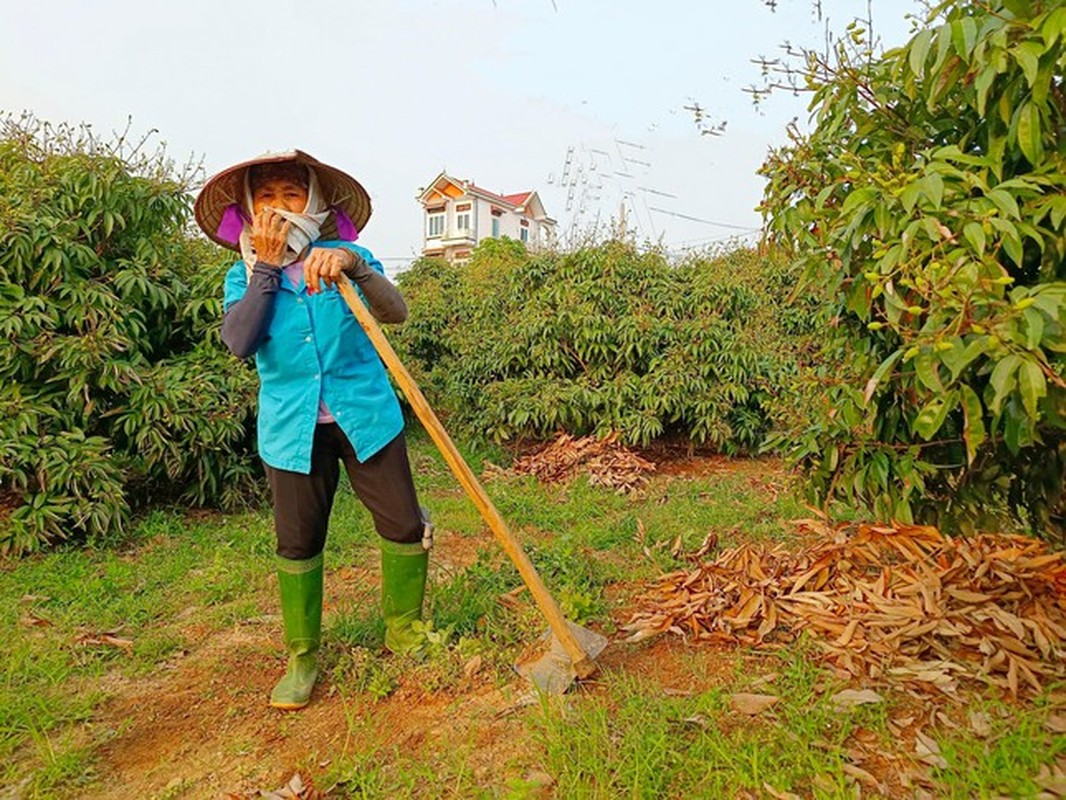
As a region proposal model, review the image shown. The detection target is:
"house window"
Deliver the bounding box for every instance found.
[455,202,472,232]
[427,213,444,237]
[491,217,500,237]
[520,227,529,243]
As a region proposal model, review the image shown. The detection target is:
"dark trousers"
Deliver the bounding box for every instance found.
[264,426,423,560]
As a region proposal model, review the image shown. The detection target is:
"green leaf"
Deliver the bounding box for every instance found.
[1002,0,1031,17]
[1016,101,1043,165]
[1023,307,1045,349]
[841,186,878,214]
[987,134,1007,181]
[1012,40,1043,87]
[915,350,944,392]
[1003,399,1035,455]
[986,189,1020,219]
[989,354,1021,415]
[931,145,989,167]
[941,336,986,380]
[814,184,835,210]
[920,173,944,209]
[877,244,901,273]
[932,23,953,73]
[960,384,986,465]
[1018,360,1047,419]
[974,65,997,117]
[863,349,903,406]
[1041,6,1066,46]
[988,217,1023,266]
[1050,196,1066,230]
[910,27,933,75]
[1002,234,1024,268]
[953,16,978,59]
[913,392,955,440]
[963,222,986,255]
[899,181,921,214]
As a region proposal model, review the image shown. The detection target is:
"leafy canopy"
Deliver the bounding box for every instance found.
[0,114,260,555]
[760,0,1066,534]
[394,237,810,453]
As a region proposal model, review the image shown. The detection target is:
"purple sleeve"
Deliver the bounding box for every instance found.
[220,263,283,358]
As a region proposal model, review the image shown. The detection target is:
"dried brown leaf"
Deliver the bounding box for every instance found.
[1045,715,1066,734]
[762,783,802,800]
[842,763,880,787]
[968,710,993,738]
[464,655,483,679]
[914,729,948,769]
[729,693,780,715]
[830,689,884,710]
[19,612,52,628]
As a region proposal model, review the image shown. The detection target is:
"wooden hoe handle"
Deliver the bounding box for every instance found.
[337,277,597,678]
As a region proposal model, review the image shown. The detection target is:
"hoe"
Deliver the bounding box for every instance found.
[338,275,608,693]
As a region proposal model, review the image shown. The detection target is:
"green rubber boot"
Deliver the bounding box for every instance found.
[270,552,323,710]
[380,539,429,655]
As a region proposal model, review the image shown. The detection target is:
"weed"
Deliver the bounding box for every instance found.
[330,647,400,700]
[931,693,1066,798]
[24,729,97,800]
[328,602,386,651]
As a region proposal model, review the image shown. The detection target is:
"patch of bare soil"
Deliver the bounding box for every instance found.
[81,528,542,800]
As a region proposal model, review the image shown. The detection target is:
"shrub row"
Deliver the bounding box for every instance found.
[393,237,814,453]
[0,117,260,554]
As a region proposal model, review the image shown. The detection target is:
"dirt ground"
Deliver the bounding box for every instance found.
[81,452,768,799]
[84,567,720,798]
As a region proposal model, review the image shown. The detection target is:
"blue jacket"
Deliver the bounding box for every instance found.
[223,241,404,473]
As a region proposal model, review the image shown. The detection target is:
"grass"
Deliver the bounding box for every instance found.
[530,646,893,799]
[0,505,279,796]
[0,431,1061,797]
[931,692,1066,798]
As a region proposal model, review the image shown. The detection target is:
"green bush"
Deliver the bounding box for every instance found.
[394,237,810,452]
[0,115,260,554]
[760,0,1065,535]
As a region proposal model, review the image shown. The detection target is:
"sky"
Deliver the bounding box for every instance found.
[1,1,923,271]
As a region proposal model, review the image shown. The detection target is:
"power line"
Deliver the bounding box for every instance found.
[647,207,761,231]
[672,230,761,248]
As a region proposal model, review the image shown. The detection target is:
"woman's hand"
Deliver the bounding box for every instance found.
[250,208,290,265]
[304,248,365,294]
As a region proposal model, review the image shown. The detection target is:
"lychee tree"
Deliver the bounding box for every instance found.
[761,0,1066,535]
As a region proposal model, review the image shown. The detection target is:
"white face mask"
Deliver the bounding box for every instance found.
[239,167,331,277]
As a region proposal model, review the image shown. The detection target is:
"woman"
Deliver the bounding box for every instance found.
[194,150,431,710]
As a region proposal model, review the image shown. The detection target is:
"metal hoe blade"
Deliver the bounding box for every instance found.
[514,620,609,694]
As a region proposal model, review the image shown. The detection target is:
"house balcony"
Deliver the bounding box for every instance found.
[439,228,476,246]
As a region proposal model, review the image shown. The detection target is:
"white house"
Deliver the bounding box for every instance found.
[417,172,557,262]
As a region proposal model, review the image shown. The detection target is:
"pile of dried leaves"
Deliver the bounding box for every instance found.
[623,521,1066,698]
[507,432,655,493]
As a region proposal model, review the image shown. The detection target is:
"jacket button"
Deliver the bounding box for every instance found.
[305,336,312,342]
